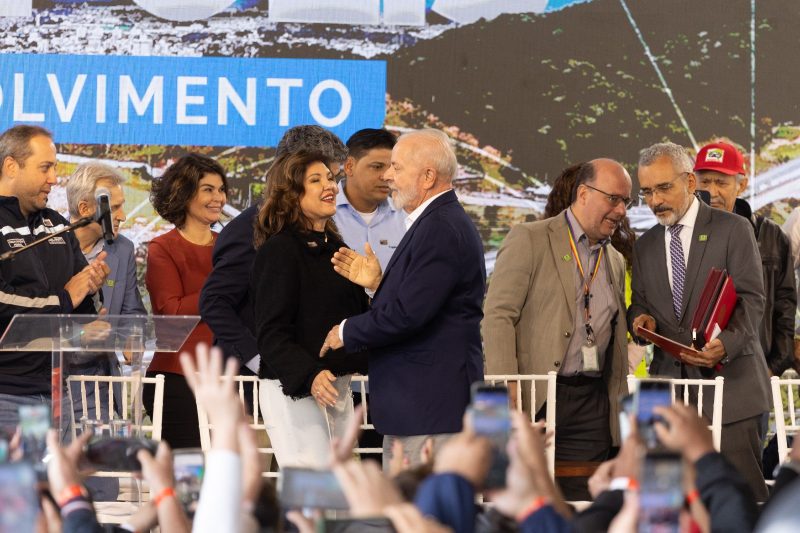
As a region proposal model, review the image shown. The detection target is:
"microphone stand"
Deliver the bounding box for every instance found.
[0,216,94,262]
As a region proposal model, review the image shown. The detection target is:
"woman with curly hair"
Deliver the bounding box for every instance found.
[144,153,227,448]
[252,150,368,468]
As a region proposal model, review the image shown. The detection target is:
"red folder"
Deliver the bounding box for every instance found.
[635,268,737,369]
[690,268,737,346]
[635,325,701,361]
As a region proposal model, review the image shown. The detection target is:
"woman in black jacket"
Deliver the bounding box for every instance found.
[251,150,368,468]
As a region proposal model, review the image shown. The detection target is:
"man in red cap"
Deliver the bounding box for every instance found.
[694,141,796,377]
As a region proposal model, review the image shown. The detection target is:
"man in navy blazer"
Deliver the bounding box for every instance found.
[322,129,486,467]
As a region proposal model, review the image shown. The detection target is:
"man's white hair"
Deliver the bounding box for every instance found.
[399,129,458,182]
[65,162,124,219]
[638,141,694,173]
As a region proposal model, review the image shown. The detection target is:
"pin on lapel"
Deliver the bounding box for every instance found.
[563,254,571,261]
[698,234,708,242]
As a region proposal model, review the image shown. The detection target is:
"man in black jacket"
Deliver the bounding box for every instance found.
[694,141,796,376]
[0,125,108,433]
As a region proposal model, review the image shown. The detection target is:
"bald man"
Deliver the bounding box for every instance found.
[483,159,632,500]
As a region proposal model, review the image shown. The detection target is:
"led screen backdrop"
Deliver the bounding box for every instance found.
[0,0,797,281]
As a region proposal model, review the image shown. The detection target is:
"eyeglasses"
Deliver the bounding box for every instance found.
[582,184,634,209]
[639,172,689,201]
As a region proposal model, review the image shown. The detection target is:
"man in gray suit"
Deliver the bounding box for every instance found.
[629,142,770,500]
[66,162,146,317]
[482,159,631,500]
[65,162,146,500]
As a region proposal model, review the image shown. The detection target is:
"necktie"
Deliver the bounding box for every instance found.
[669,224,685,320]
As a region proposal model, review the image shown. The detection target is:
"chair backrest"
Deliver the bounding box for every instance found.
[484,372,558,478]
[626,374,724,450]
[194,376,277,477]
[66,373,165,441]
[770,375,800,463]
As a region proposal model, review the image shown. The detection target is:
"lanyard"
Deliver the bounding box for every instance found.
[565,213,604,343]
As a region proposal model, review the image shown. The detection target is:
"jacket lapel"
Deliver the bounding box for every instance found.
[374,190,457,298]
[101,246,120,312]
[679,202,712,320]
[547,215,576,322]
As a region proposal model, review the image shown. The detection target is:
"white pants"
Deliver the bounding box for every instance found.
[259,376,353,469]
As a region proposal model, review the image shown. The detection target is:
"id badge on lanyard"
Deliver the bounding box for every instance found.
[566,212,603,374]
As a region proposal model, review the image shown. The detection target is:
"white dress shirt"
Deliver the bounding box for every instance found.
[664,196,699,294]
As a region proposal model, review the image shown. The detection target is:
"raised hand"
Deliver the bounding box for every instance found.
[331,244,382,291]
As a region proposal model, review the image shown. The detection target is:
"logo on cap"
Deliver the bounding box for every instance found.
[705,148,725,163]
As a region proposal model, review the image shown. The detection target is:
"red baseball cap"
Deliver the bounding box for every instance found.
[693,142,746,175]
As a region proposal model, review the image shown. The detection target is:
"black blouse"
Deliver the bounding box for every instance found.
[251,228,369,398]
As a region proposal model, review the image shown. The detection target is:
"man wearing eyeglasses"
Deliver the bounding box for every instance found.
[629,141,770,500]
[482,158,631,500]
[694,141,796,378]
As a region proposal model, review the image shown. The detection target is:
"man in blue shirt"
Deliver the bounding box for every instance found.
[335,128,406,271]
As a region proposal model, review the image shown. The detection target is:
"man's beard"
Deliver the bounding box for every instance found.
[391,188,416,212]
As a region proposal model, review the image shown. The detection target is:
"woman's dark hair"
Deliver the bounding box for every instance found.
[150,153,227,228]
[544,161,636,265]
[253,150,342,249]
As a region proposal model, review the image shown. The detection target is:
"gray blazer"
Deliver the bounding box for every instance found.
[627,200,770,424]
[482,213,629,445]
[102,234,146,316]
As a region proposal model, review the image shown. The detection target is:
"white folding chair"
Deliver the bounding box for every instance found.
[67,373,165,441]
[67,373,165,523]
[770,375,800,463]
[627,374,724,450]
[350,374,383,457]
[195,376,276,477]
[484,372,558,478]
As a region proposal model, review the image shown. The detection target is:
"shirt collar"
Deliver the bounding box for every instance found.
[566,207,606,251]
[336,179,395,214]
[405,189,451,230]
[673,195,699,230]
[84,238,105,261]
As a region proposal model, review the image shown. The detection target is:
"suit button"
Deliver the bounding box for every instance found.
[674,361,680,367]
[678,327,684,333]
[554,361,561,367]
[564,331,571,337]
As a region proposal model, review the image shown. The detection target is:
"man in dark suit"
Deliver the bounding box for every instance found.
[321,129,486,468]
[629,141,770,500]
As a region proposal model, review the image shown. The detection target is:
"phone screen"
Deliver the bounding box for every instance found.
[636,381,671,448]
[0,462,38,533]
[278,467,349,510]
[470,383,511,488]
[173,450,204,516]
[85,437,157,472]
[618,393,635,442]
[18,404,49,474]
[639,453,683,533]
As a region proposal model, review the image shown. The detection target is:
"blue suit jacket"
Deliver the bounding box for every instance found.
[343,190,486,436]
[102,234,146,315]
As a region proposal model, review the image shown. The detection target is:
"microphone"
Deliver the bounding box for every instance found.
[94,187,115,245]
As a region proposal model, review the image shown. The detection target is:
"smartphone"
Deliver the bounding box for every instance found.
[0,462,38,533]
[317,517,396,532]
[278,467,349,510]
[635,380,671,448]
[18,404,49,476]
[85,437,158,472]
[173,449,204,516]
[470,382,511,488]
[638,453,683,533]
